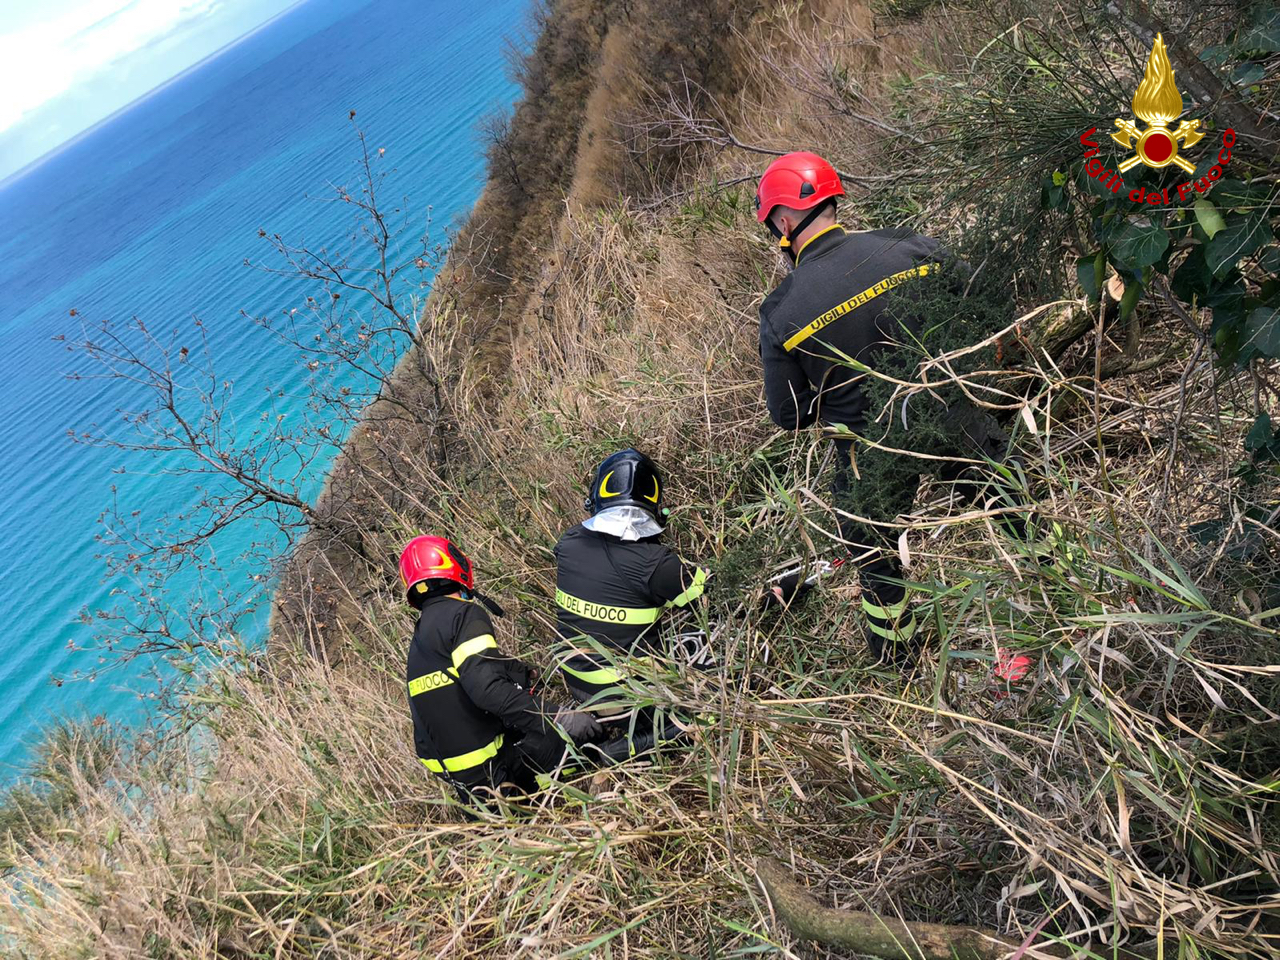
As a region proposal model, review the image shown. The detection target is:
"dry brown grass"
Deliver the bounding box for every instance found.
[2,0,1277,957]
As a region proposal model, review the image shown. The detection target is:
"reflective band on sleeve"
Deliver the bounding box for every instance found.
[667,566,709,608]
[783,264,932,352]
[555,588,661,625]
[419,734,504,774]
[407,670,456,696]
[451,633,498,670]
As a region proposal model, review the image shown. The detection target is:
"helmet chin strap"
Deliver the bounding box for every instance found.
[472,591,506,618]
[767,200,833,262]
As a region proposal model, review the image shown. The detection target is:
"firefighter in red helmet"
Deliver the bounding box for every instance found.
[754,152,1020,663]
[399,535,601,799]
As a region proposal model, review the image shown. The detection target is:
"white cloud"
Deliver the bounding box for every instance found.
[0,0,223,132]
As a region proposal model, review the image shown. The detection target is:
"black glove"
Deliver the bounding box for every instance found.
[554,707,604,743]
[762,571,813,610]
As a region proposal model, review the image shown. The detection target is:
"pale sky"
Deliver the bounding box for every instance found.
[0,0,302,181]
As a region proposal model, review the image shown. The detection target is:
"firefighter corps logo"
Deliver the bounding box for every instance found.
[1112,33,1204,173]
[1077,31,1234,206]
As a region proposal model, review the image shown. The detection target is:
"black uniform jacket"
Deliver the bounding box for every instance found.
[553,524,708,657]
[405,595,551,775]
[759,225,944,432]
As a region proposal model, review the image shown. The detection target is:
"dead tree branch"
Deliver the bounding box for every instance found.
[757,858,1166,960]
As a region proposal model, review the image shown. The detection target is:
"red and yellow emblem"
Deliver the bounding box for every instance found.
[1112,33,1204,173]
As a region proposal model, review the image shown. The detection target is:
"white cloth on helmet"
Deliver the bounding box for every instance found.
[583,504,664,541]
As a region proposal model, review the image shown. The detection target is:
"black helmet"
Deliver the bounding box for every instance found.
[584,448,668,520]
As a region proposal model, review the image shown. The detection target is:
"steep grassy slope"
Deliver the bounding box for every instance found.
[2,0,1277,957]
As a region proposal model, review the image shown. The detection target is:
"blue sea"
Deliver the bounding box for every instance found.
[0,0,527,776]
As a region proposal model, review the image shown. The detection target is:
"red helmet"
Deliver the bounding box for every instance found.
[755,151,845,224]
[399,535,474,605]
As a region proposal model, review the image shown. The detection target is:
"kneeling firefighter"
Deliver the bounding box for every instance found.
[553,449,710,740]
[401,535,602,799]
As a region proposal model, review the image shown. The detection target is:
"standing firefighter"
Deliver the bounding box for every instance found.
[553,449,709,720]
[401,535,601,800]
[754,151,1018,662]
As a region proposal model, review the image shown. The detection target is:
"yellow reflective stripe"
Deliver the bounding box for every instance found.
[667,566,709,608]
[783,264,933,352]
[556,588,661,625]
[1046,523,1080,555]
[419,734,504,773]
[560,661,624,686]
[451,634,498,670]
[556,650,650,687]
[866,616,917,641]
[794,223,843,263]
[861,595,910,619]
[407,670,456,696]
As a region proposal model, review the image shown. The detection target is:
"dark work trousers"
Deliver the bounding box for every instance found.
[563,659,659,744]
[831,399,1024,661]
[560,643,707,752]
[560,649,642,713]
[450,728,569,805]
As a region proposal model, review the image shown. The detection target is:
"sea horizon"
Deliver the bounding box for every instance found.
[0,0,529,777]
[0,1,316,193]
